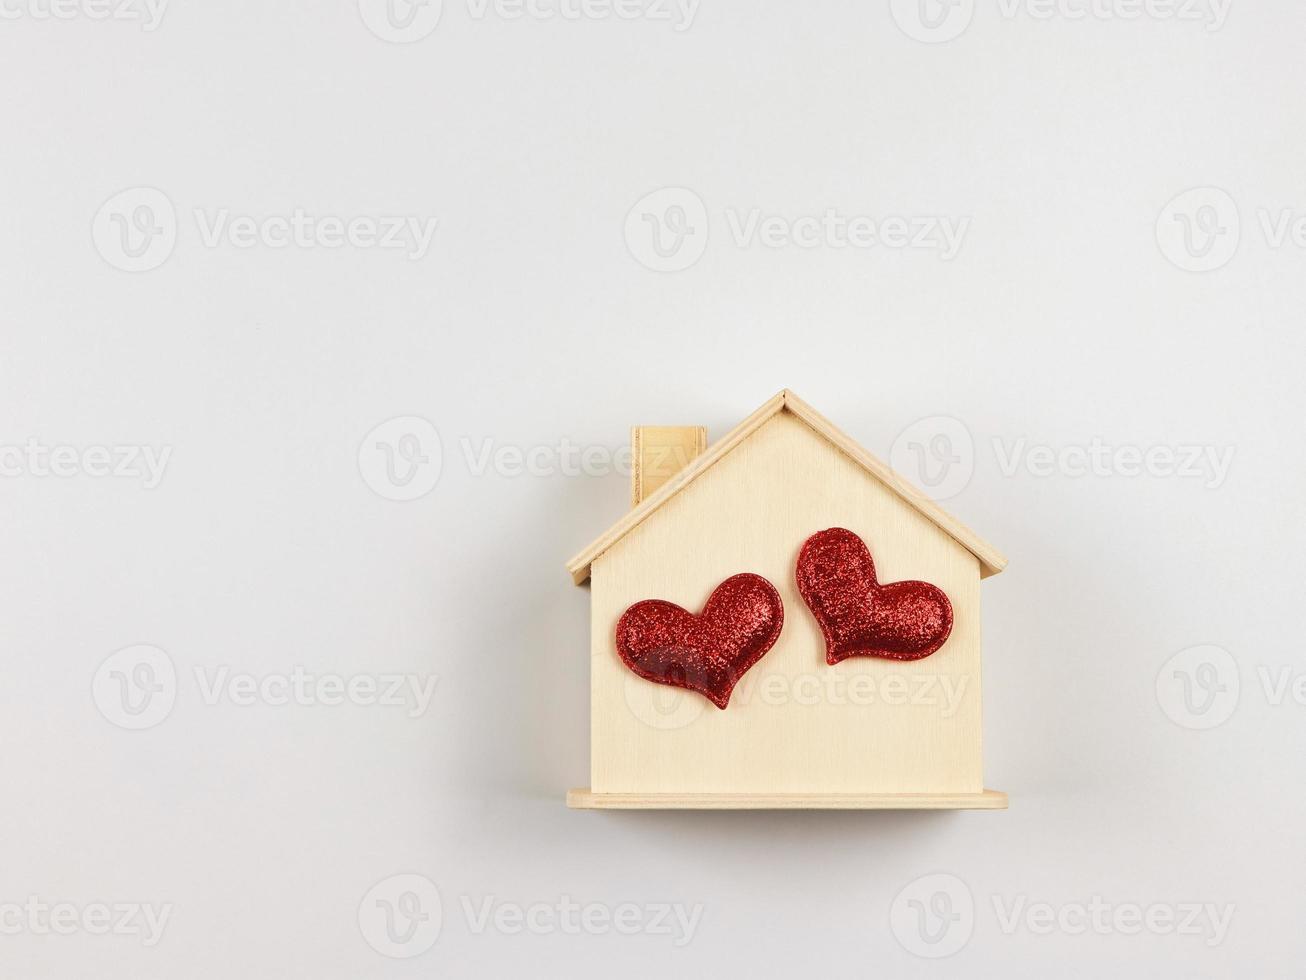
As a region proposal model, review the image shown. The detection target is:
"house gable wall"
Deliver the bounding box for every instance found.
[590,411,984,794]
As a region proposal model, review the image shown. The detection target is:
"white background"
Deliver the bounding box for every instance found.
[3,0,1304,976]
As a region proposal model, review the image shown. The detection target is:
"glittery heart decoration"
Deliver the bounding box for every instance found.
[796,528,953,664]
[615,574,784,710]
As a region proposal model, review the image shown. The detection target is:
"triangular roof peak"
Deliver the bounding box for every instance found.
[566,389,1007,585]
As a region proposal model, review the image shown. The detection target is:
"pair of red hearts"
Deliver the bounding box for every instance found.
[615,528,954,709]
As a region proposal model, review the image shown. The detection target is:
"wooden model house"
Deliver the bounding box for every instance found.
[566,390,1007,810]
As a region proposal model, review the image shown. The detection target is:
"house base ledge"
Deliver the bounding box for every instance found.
[566,789,1008,810]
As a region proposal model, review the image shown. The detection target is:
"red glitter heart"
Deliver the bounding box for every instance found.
[615,574,784,710]
[796,528,953,664]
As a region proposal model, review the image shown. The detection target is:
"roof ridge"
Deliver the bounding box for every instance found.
[565,390,1006,584]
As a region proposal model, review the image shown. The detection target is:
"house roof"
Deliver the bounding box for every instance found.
[566,389,1008,585]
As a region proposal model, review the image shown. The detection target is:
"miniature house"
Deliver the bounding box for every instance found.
[566,390,1007,810]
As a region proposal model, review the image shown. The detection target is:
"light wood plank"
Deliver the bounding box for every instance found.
[567,789,1008,810]
[631,425,707,506]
